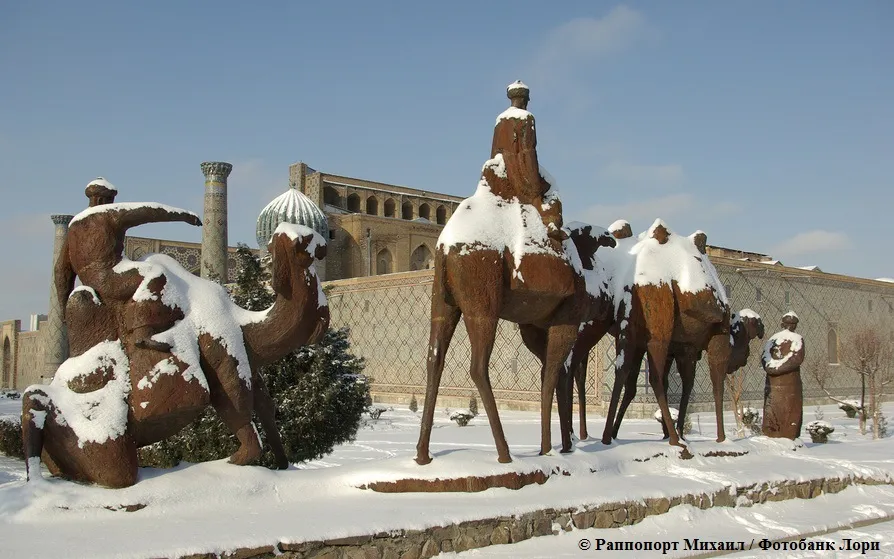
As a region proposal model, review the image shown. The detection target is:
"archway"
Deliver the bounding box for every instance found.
[827,326,839,364]
[419,204,431,221]
[384,198,396,218]
[436,205,447,225]
[402,201,413,220]
[347,193,361,213]
[411,244,433,271]
[376,248,393,275]
[366,196,379,215]
[1,337,10,389]
[323,186,342,208]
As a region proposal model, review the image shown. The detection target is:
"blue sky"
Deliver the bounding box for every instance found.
[0,1,891,324]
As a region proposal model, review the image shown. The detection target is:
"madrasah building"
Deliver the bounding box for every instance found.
[2,161,893,418]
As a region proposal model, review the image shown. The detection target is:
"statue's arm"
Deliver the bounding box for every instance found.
[118,206,202,231]
[54,236,76,320]
[517,116,542,198]
[764,345,805,375]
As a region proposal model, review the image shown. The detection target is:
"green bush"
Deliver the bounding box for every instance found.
[139,245,370,468]
[0,417,23,459]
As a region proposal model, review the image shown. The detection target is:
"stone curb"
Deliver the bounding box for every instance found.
[173,474,892,559]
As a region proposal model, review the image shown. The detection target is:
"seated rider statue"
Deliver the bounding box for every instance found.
[54,178,203,352]
[488,80,567,243]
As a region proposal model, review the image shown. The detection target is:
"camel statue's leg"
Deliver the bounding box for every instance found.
[646,340,684,447]
[603,334,639,444]
[522,324,575,452]
[414,298,461,465]
[251,371,288,469]
[674,353,697,441]
[706,333,729,443]
[611,346,645,440]
[22,389,47,482]
[658,353,676,440]
[465,314,511,463]
[568,320,611,441]
[542,324,579,455]
[573,360,588,440]
[205,355,262,466]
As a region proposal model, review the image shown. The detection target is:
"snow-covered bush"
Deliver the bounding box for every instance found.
[449,409,474,427]
[653,407,692,435]
[806,420,835,443]
[367,406,387,420]
[408,394,418,413]
[139,246,371,468]
[1,390,20,400]
[742,407,762,435]
[878,412,888,438]
[0,416,23,459]
[743,407,760,428]
[839,400,861,419]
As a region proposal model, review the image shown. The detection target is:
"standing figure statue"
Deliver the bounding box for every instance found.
[489,80,566,243]
[761,311,805,439]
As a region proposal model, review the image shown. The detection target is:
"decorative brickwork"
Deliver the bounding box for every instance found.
[200,161,232,282]
[43,214,74,380]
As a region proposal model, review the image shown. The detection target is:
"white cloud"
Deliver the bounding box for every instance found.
[529,6,653,88]
[599,161,685,187]
[772,230,852,257]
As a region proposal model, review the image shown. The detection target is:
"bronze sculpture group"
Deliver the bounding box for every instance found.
[416,81,804,466]
[21,82,806,488]
[22,179,330,487]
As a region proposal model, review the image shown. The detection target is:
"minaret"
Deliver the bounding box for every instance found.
[43,214,74,381]
[200,161,233,282]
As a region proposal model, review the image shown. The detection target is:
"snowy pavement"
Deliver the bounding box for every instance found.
[2,398,894,558]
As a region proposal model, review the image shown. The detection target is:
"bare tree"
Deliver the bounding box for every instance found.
[810,359,864,432]
[841,325,894,439]
[725,372,746,437]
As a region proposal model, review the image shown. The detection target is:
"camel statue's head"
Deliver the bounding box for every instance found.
[734,309,765,341]
[268,224,327,296]
[566,222,616,271]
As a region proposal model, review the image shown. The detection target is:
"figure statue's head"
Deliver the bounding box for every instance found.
[507,80,530,110]
[85,178,117,207]
[781,311,799,332]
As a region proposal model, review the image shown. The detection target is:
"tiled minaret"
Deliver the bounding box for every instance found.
[200,161,233,282]
[43,214,74,381]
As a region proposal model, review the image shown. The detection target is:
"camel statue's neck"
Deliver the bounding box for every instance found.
[728,326,752,373]
[243,263,320,367]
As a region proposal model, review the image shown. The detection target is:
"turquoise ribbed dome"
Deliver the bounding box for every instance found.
[256,186,329,247]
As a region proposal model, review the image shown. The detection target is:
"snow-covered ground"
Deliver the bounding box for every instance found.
[3,396,894,558]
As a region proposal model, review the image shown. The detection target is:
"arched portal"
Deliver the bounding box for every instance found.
[827,326,839,364]
[419,204,431,221]
[384,198,396,217]
[411,244,434,271]
[347,193,361,213]
[366,196,379,215]
[1,337,11,388]
[436,205,447,225]
[402,201,413,220]
[376,248,393,275]
[323,186,342,208]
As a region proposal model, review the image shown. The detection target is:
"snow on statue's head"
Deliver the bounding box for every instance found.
[84,177,117,207]
[781,311,799,331]
[507,80,530,109]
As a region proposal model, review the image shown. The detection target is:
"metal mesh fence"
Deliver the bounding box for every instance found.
[326,261,894,412]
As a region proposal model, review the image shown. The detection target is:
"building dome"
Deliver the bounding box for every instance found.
[256,185,329,248]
